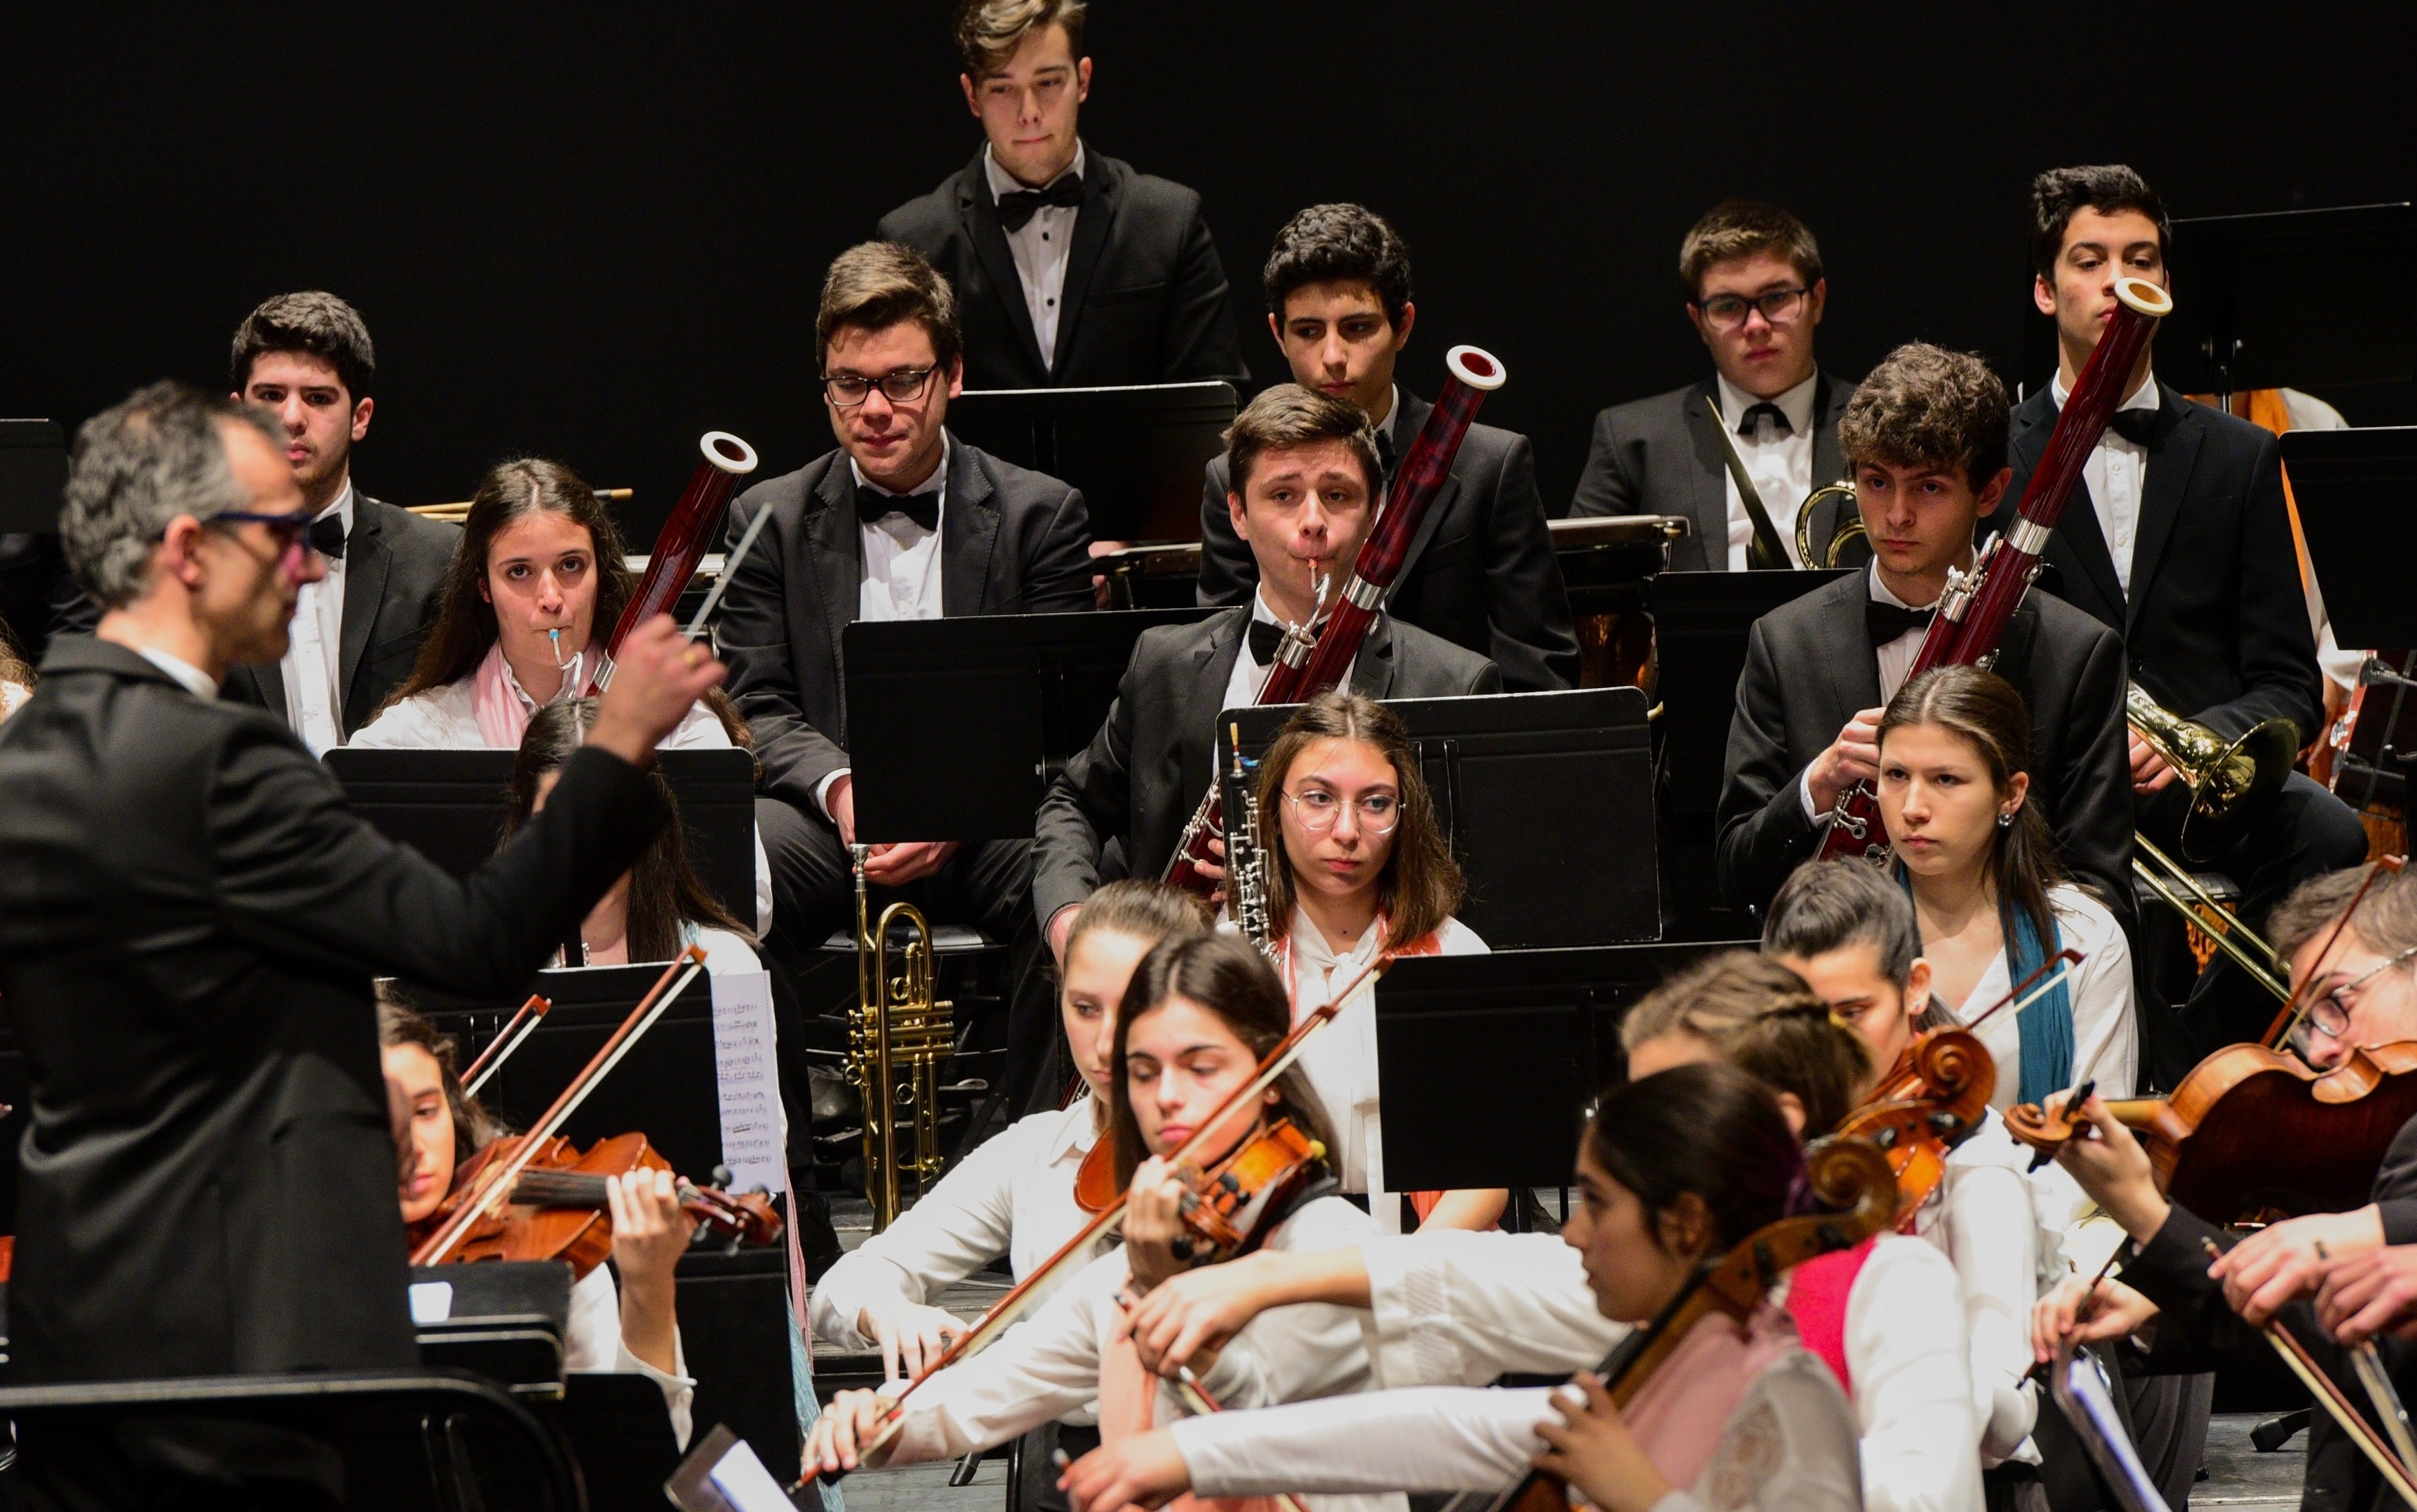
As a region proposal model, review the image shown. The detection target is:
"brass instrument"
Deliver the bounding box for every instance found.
[2126,682,2296,863]
[2132,831,2290,1003]
[849,845,953,1231]
[1794,479,1867,569]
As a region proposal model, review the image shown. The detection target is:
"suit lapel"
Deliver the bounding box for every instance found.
[1386,392,1456,583]
[337,497,390,714]
[1349,617,1399,698]
[1185,613,1248,803]
[1680,379,1732,567]
[940,442,1002,616]
[1818,578,1883,719]
[1811,374,1849,487]
[959,148,1049,378]
[1051,152,1116,375]
[2014,394,2125,618]
[242,662,289,720]
[806,464,862,678]
[2123,384,2202,636]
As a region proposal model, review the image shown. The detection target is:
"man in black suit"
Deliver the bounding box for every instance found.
[1193,204,1576,692]
[1719,343,2134,925]
[878,0,1245,392]
[1995,165,2367,1054]
[218,292,459,749]
[1039,384,1501,957]
[1570,201,1857,571]
[0,382,718,1507]
[716,241,1092,1111]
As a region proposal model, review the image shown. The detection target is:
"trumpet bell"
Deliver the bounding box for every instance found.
[2177,719,2298,863]
[1796,481,1870,571]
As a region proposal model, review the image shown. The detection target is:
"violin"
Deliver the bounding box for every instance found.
[1834,1028,1994,1228]
[1436,1137,1898,1512]
[409,1131,781,1280]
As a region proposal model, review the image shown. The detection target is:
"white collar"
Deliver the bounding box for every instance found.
[1715,369,1820,436]
[1866,559,1947,612]
[1047,1094,1102,1159]
[1372,385,1403,441]
[2051,367,2158,414]
[134,645,218,699]
[849,434,952,501]
[315,478,357,536]
[983,139,1087,199]
[1287,907,1381,971]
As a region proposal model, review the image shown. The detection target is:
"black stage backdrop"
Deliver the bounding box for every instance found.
[1,4,2409,541]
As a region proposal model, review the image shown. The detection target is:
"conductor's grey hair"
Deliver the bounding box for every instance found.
[61,380,283,609]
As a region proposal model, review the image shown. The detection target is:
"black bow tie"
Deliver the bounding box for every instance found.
[996,173,1084,232]
[310,514,347,561]
[1737,401,1793,438]
[1248,617,1305,666]
[1374,426,1398,478]
[2106,407,2159,447]
[1866,600,1935,646]
[856,486,940,534]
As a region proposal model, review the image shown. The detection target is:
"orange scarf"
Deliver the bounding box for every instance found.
[1096,1327,1283,1512]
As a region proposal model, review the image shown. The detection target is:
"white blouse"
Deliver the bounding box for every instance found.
[567,1260,696,1451]
[350,667,774,936]
[1945,885,2136,1112]
[882,1194,1398,1512]
[1170,1353,1862,1512]
[1908,1110,2038,1466]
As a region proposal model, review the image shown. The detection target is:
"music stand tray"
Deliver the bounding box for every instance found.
[844,607,1216,842]
[946,381,1237,542]
[0,420,66,533]
[1374,941,1754,1191]
[1221,687,1658,948]
[2280,426,2417,650]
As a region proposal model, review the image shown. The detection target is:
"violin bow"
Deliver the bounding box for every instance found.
[2264,856,2408,1051]
[1166,1364,1314,1512]
[412,945,710,1267]
[1960,948,2086,1036]
[2315,1240,2417,1473]
[819,954,1393,1483]
[2200,1237,2417,1502]
[461,992,551,1098]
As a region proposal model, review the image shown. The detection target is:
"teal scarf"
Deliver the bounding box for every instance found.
[1899,871,2074,1105]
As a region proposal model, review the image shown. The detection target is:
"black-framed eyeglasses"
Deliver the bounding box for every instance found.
[822,367,937,407]
[1695,287,1811,330]
[1281,787,1400,836]
[211,507,322,554]
[2303,943,2417,1039]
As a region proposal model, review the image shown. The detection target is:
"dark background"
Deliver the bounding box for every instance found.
[3,4,2409,543]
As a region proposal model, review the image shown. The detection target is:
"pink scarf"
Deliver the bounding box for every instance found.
[470,641,569,749]
[1096,1327,1282,1512]
[1619,1303,1799,1489]
[1782,1236,1877,1396]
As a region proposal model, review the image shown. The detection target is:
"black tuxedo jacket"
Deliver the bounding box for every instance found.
[879,147,1247,390]
[1192,392,1578,692]
[1715,572,2135,923]
[1569,373,1857,571]
[221,492,460,735]
[716,439,1095,814]
[1033,607,1501,929]
[1994,382,2325,747]
[0,638,663,1382]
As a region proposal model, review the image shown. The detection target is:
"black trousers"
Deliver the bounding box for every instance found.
[756,796,1064,1120]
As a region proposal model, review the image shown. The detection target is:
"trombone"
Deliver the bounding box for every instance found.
[1796,480,1866,569]
[849,845,953,1232]
[2132,831,2291,1004]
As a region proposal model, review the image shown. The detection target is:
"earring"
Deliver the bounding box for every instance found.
[1997,810,2015,829]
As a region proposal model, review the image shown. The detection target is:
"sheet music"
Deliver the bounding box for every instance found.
[709,968,786,1196]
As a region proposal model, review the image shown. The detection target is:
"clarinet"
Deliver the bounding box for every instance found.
[1163,345,1508,898]
[1817,277,2171,861]
[1221,723,1275,957]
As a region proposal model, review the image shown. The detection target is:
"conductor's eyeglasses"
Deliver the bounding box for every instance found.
[1696,287,1810,330]
[2305,944,2417,1038]
[212,507,321,556]
[1282,787,1399,836]
[823,367,937,407]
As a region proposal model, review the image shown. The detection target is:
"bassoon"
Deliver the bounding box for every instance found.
[1817,276,2171,861]
[582,431,759,694]
[1162,345,1507,896]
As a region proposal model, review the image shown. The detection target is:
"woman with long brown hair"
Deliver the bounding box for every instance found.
[1250,690,1498,1232]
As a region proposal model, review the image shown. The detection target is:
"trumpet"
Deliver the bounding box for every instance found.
[2127,683,2297,864]
[2132,831,2290,1003]
[849,845,953,1232]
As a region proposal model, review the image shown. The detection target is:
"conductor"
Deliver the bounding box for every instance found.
[0,382,725,1509]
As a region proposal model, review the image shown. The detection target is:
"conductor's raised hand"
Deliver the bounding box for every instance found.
[588,616,723,765]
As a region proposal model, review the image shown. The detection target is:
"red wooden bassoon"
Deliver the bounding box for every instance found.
[582,430,759,695]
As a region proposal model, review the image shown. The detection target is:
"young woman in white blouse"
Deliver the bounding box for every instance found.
[803,934,1390,1511]
[1875,665,2136,1113]
[381,994,699,1449]
[1057,1060,1863,1512]
[350,459,770,932]
[1250,691,1501,1233]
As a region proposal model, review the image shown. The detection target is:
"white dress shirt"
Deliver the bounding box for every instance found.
[1798,561,1938,823]
[279,481,353,755]
[1909,1110,2040,1466]
[1944,884,2137,1113]
[135,645,219,700]
[985,141,1086,370]
[566,1262,696,1451]
[1716,371,1819,571]
[2050,368,2158,598]
[812,441,952,818]
[1223,591,1378,714]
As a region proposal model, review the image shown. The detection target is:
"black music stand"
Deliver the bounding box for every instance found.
[946,381,1237,542]
[1220,687,1658,948]
[0,419,66,532]
[324,747,757,926]
[843,607,1216,841]
[2282,425,2417,814]
[1373,941,1754,1193]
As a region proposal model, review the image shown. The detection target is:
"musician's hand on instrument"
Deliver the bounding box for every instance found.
[1806,708,1885,814]
[861,1300,969,1384]
[1124,1253,1274,1375]
[2049,1093,2169,1242]
[825,774,858,846]
[2315,1245,2417,1345]
[606,1167,690,1378]
[2215,1207,2385,1327]
[1123,1156,1192,1293]
[863,840,960,887]
[588,616,725,764]
[1196,835,1227,885]
[2032,1273,2158,1362]
[2129,732,2180,794]
[803,1388,895,1475]
[1059,1429,1192,1512]
[1532,1373,1668,1512]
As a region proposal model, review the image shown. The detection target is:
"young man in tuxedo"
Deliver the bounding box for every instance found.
[1569,201,1858,570]
[878,0,1246,391]
[1995,164,2367,1056]
[1718,343,2134,929]
[716,241,1093,1113]
[1192,204,1576,692]
[1039,384,1501,959]
[219,291,459,752]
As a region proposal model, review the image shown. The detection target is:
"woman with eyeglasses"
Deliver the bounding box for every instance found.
[1247,691,1502,1233]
